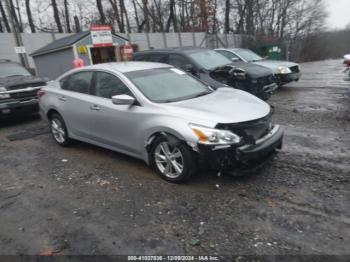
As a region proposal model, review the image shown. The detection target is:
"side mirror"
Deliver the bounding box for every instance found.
[231,57,240,62]
[112,94,135,105]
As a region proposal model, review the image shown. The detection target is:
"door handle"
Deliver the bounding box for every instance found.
[90,105,101,111]
[58,96,66,102]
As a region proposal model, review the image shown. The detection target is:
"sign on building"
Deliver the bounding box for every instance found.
[14,46,26,54]
[90,26,113,47]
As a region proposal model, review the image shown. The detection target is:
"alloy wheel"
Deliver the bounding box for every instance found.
[51,118,66,144]
[154,142,184,178]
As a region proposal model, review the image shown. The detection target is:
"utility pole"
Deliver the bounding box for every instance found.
[5,0,30,69]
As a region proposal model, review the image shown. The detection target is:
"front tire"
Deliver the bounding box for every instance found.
[150,136,197,183]
[50,113,71,147]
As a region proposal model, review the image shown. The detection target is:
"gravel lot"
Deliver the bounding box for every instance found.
[0,59,349,256]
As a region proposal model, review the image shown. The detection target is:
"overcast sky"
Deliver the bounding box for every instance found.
[326,0,350,29]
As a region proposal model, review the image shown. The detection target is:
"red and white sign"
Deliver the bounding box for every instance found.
[123,42,134,60]
[90,25,113,47]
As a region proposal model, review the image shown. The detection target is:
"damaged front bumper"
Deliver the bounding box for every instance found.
[0,98,39,118]
[257,83,278,101]
[195,125,284,172]
[275,72,301,85]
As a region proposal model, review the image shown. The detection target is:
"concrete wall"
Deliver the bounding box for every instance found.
[0,33,72,67]
[0,32,243,69]
[117,32,209,50]
[33,48,74,79]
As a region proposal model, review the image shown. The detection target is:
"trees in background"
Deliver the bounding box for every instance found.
[1,0,342,61]
[0,0,327,38]
[25,0,35,32]
[0,0,11,32]
[63,0,71,33]
[51,0,63,33]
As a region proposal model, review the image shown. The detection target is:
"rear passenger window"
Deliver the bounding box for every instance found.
[60,71,93,94]
[133,53,167,62]
[168,54,191,71]
[132,54,147,61]
[147,54,167,62]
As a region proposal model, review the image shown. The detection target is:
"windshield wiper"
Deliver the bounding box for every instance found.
[159,91,212,103]
[191,91,212,99]
[7,74,27,77]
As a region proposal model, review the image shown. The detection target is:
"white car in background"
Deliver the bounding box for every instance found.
[216,48,301,86]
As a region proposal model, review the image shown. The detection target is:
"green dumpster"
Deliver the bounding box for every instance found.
[253,44,284,60]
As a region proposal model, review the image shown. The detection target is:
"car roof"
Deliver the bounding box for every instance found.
[216,48,245,52]
[134,47,209,55]
[74,61,172,73]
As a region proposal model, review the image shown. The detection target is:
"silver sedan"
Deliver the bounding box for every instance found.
[39,62,284,183]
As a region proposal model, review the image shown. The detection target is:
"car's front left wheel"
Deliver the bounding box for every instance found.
[150,136,197,183]
[50,113,71,147]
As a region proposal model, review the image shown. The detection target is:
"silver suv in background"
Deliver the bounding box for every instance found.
[216,48,301,86]
[39,62,284,183]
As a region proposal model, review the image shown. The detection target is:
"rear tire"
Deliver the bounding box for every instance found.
[49,113,71,147]
[150,136,197,183]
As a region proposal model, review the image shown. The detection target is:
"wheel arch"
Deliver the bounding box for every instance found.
[142,127,194,165]
[145,130,185,152]
[47,108,61,120]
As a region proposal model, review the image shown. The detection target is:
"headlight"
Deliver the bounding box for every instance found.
[278,66,291,74]
[231,68,246,80]
[0,86,10,99]
[189,123,241,145]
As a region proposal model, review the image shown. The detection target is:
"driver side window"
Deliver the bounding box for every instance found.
[93,71,132,99]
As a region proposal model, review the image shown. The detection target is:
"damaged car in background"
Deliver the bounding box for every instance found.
[132,47,277,101]
[39,62,284,183]
[216,48,301,86]
[0,59,47,118]
[342,54,350,81]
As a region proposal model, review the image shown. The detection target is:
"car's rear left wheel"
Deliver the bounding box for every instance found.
[50,113,71,146]
[150,136,196,183]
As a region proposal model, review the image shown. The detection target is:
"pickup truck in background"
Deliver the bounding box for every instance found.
[0,60,47,118]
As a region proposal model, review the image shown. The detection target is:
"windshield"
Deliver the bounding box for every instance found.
[187,50,232,70]
[0,63,31,78]
[235,49,263,62]
[125,68,212,103]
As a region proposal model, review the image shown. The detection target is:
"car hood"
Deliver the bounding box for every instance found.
[0,75,48,88]
[163,88,271,127]
[213,62,273,78]
[253,60,298,73]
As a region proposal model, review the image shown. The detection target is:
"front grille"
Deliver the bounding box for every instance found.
[289,66,299,73]
[7,82,45,91]
[10,90,37,99]
[217,114,272,144]
[257,74,276,86]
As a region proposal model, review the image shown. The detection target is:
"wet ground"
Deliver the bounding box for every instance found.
[0,60,349,256]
